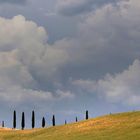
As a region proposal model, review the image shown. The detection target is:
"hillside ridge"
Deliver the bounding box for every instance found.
[0,111,140,140]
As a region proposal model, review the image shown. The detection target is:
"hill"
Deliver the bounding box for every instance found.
[0,111,140,140]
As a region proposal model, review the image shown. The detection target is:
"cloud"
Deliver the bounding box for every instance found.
[56,0,119,16]
[53,0,140,82]
[0,15,48,103]
[0,86,74,104]
[0,86,54,103]
[54,0,140,106]
[0,15,71,105]
[55,89,75,99]
[0,0,140,110]
[0,0,27,4]
[73,60,140,106]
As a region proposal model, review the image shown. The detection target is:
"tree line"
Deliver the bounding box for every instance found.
[1,110,89,130]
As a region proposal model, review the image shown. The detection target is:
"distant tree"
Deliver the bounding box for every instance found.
[52,115,55,126]
[13,110,16,129]
[76,117,78,122]
[86,110,89,120]
[65,120,67,125]
[32,110,35,129]
[42,117,45,128]
[2,121,4,127]
[21,112,25,130]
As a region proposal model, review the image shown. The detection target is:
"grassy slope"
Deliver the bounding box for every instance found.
[0,111,140,140]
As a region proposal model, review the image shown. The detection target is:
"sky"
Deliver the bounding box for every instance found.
[0,0,140,129]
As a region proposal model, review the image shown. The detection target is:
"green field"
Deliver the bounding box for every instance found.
[0,111,140,140]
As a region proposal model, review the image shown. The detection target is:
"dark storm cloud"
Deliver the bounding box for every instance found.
[57,0,119,16]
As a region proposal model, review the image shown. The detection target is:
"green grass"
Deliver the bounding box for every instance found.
[0,111,140,140]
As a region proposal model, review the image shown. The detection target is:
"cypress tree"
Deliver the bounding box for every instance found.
[52,115,55,126]
[65,120,67,125]
[32,110,35,129]
[42,117,45,128]
[13,110,16,129]
[76,117,78,122]
[2,121,4,127]
[21,112,25,130]
[86,110,89,120]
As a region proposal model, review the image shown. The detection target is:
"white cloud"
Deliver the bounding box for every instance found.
[0,50,36,89]
[0,15,70,104]
[98,59,140,105]
[0,15,47,51]
[0,86,54,103]
[0,15,46,89]
[73,60,140,106]
[0,86,75,104]
[56,89,75,99]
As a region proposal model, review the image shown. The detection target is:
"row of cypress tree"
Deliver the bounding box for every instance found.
[11,110,89,130]
[13,110,47,130]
